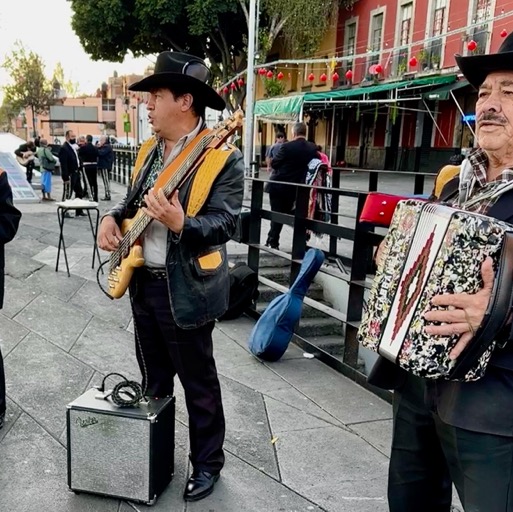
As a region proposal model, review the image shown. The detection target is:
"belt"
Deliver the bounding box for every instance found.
[139,267,167,280]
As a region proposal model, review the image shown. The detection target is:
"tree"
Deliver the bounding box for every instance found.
[52,62,79,97]
[69,0,356,109]
[0,102,19,133]
[2,42,54,137]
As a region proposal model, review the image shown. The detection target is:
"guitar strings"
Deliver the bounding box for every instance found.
[108,134,212,272]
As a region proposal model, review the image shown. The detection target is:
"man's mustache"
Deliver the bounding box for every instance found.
[478,112,507,124]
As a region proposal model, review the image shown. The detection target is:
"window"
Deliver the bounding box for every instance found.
[49,121,64,136]
[344,21,357,72]
[471,0,492,55]
[368,13,384,68]
[395,3,413,75]
[102,99,116,111]
[428,0,447,69]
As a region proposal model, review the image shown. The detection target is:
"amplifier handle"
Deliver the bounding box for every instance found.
[449,232,513,380]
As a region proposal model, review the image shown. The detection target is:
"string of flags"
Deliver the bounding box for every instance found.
[222,27,508,95]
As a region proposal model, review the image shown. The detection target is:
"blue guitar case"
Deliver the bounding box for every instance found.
[248,248,325,361]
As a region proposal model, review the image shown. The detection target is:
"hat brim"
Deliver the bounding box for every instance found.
[455,51,513,89]
[129,72,226,111]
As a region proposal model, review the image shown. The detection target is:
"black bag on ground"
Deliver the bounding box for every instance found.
[218,262,259,320]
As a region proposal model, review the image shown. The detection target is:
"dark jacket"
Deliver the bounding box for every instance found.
[78,143,98,166]
[97,143,113,170]
[14,143,34,157]
[0,171,22,309]
[267,137,318,193]
[58,142,80,181]
[369,176,513,435]
[106,141,244,329]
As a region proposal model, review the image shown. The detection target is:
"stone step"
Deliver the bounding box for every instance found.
[306,335,346,356]
[296,317,344,337]
[256,299,336,319]
[258,266,292,285]
[229,253,290,269]
[257,283,325,303]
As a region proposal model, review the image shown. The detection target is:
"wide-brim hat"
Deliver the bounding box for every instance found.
[129,51,225,111]
[456,31,513,89]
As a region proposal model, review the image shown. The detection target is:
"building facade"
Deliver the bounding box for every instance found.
[253,0,512,171]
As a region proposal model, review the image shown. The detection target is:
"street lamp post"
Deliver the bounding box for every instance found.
[243,0,258,178]
[131,105,136,147]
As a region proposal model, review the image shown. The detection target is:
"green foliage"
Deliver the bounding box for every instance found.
[0,102,19,132]
[2,42,54,116]
[52,62,79,97]
[263,77,286,97]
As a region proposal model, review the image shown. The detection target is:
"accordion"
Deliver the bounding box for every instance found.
[358,199,513,381]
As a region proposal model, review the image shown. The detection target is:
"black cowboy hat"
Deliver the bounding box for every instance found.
[456,31,513,89]
[129,51,225,111]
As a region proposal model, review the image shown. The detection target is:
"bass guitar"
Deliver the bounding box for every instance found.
[103,110,244,300]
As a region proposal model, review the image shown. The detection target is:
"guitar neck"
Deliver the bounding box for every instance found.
[110,132,215,269]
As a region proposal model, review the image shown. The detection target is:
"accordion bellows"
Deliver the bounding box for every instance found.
[358,199,513,381]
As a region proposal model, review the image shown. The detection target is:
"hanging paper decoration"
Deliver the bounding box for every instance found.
[223,86,229,94]
[375,64,383,74]
[409,56,418,67]
[343,70,351,80]
[501,29,508,38]
[277,71,284,80]
[266,70,274,78]
[237,78,244,86]
[230,82,236,90]
[320,73,327,82]
[308,73,315,81]
[258,68,266,75]
[467,40,477,51]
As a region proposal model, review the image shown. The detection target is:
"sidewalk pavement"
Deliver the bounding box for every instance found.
[0,174,457,512]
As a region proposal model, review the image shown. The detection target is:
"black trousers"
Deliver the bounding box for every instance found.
[434,408,513,512]
[130,271,225,474]
[0,347,5,416]
[266,187,296,248]
[83,165,98,202]
[25,160,34,184]
[389,374,452,512]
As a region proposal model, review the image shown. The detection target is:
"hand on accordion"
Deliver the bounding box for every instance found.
[423,257,495,360]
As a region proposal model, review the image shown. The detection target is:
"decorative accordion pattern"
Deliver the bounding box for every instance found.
[358,199,512,381]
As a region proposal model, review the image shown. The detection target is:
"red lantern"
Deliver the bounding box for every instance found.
[230,82,236,90]
[343,70,351,80]
[320,73,327,82]
[266,70,274,78]
[409,56,418,67]
[467,40,477,51]
[308,73,315,81]
[258,68,266,75]
[223,86,229,94]
[501,29,508,38]
[237,78,244,86]
[277,71,284,80]
[375,64,383,74]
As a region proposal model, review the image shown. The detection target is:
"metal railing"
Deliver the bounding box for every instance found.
[111,148,436,400]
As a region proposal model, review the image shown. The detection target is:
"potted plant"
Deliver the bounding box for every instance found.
[431,54,441,70]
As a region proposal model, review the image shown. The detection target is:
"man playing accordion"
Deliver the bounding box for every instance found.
[370,32,513,512]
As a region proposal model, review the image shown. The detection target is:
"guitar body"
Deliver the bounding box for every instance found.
[248,248,325,361]
[107,217,145,299]
[16,152,35,167]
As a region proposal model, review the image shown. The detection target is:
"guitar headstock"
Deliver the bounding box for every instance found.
[208,109,245,148]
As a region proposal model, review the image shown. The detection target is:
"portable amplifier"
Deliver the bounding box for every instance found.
[67,388,175,505]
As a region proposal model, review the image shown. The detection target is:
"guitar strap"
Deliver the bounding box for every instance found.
[130,138,236,217]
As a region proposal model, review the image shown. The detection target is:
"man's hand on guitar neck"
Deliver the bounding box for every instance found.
[98,216,123,251]
[142,188,185,235]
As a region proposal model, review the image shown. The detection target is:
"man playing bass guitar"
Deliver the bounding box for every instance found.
[97,52,244,502]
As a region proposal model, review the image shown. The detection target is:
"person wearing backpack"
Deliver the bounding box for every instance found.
[36,138,57,201]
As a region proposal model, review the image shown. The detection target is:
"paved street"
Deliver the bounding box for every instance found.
[0,172,458,512]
